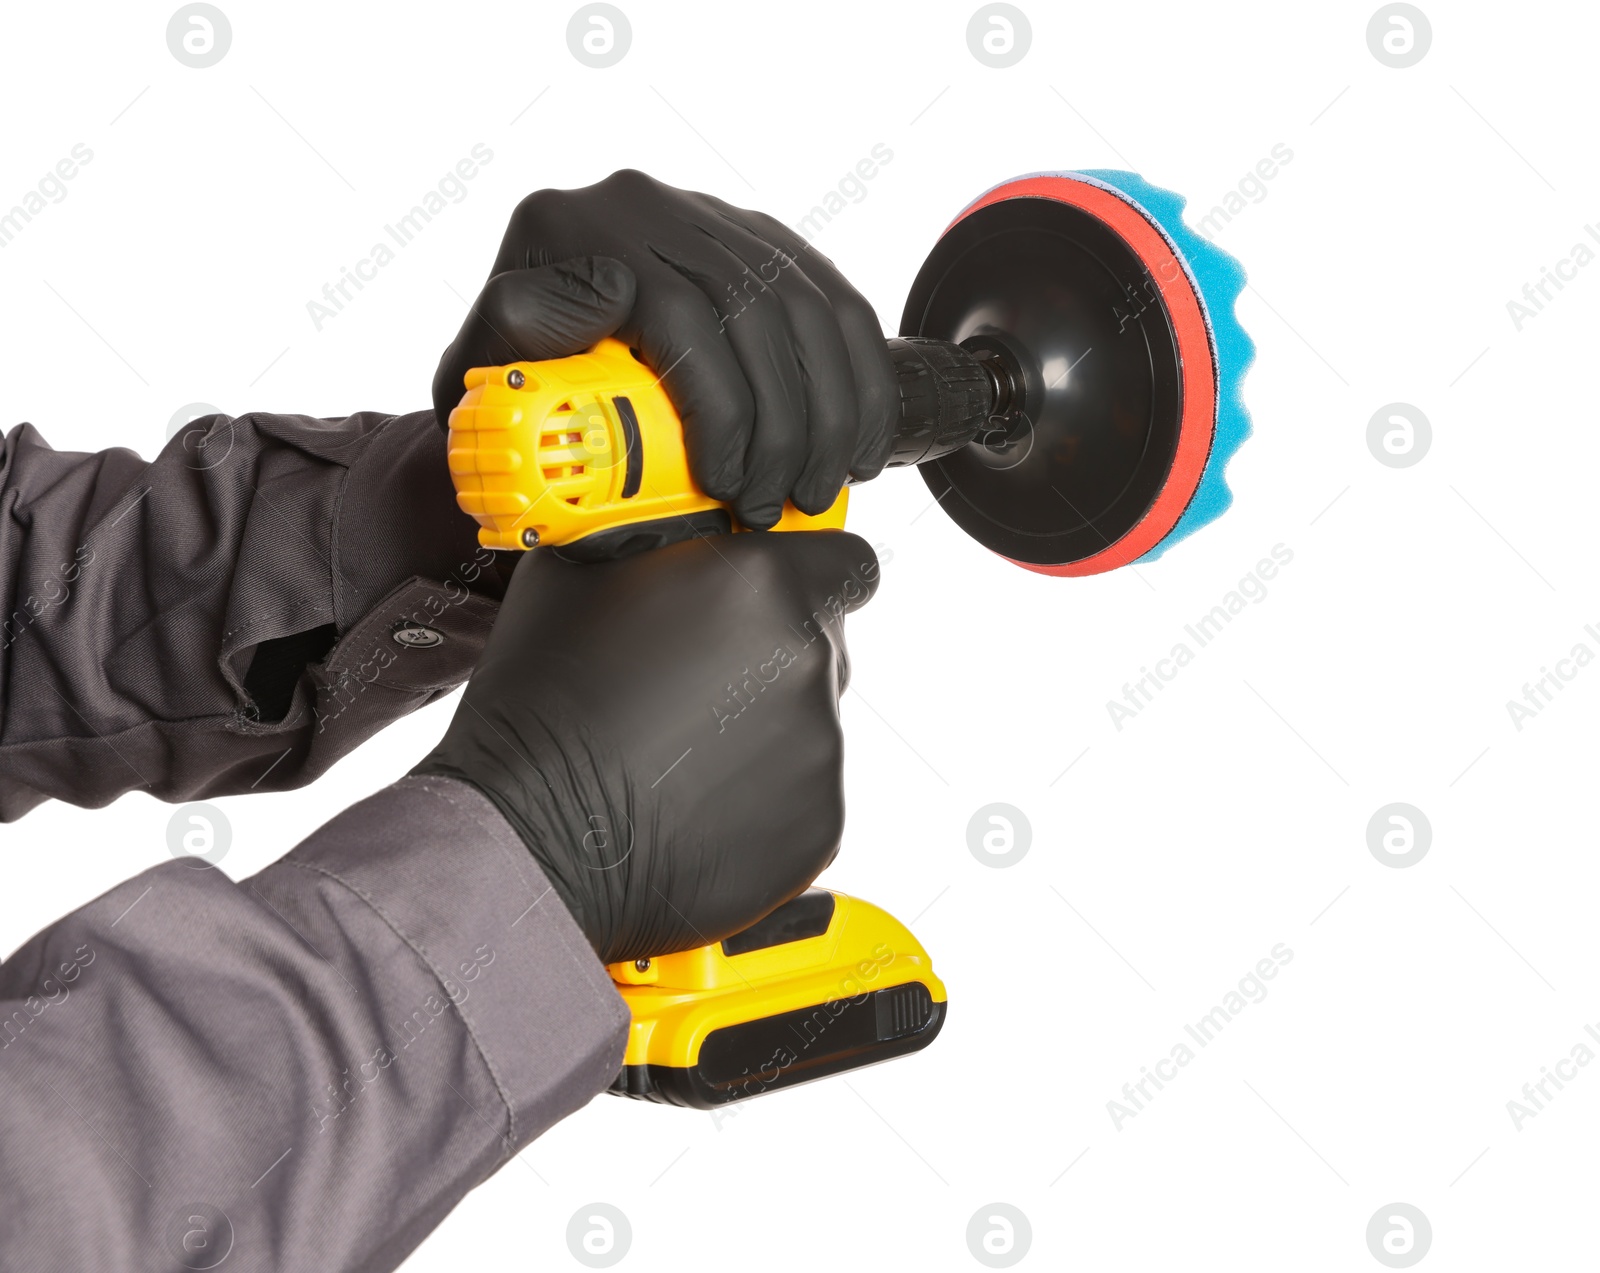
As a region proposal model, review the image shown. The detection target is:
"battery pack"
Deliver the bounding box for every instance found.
[606,889,946,1108]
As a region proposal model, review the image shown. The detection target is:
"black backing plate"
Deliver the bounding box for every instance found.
[899,195,1185,566]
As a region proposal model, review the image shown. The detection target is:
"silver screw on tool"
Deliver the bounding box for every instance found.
[521,528,540,548]
[507,369,526,389]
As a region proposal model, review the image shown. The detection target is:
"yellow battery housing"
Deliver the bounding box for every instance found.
[448,337,847,552]
[607,890,946,1108]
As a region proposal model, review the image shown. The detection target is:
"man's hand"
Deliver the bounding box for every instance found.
[432,170,899,529]
[413,531,880,965]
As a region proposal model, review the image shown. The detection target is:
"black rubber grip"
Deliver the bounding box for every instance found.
[882,337,996,469]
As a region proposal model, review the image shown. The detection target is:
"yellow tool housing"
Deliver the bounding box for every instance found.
[448,349,940,1107]
[448,337,847,551]
[606,890,946,1108]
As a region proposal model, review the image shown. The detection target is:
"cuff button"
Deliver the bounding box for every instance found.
[392,623,446,649]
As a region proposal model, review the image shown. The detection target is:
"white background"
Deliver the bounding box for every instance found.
[1,0,1595,1268]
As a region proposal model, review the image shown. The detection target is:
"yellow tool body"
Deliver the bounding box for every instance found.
[447,337,846,553]
[605,890,946,1108]
[448,350,941,1106]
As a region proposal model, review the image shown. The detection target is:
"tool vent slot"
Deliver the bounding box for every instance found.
[613,395,644,499]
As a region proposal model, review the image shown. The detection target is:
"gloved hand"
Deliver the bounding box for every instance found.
[414,530,880,965]
[432,169,899,530]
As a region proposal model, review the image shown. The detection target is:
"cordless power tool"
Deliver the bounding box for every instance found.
[447,171,1252,1107]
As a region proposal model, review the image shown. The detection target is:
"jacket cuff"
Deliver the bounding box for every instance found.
[276,773,629,1145]
[333,409,507,626]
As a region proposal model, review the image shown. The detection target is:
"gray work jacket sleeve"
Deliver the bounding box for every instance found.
[0,411,507,821]
[0,774,630,1272]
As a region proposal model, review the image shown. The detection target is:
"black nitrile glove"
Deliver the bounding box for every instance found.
[433,251,639,408]
[414,530,880,965]
[432,170,899,529]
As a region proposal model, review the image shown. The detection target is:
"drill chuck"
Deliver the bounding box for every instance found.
[880,336,1026,471]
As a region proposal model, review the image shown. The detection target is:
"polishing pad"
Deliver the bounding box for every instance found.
[899,171,1253,575]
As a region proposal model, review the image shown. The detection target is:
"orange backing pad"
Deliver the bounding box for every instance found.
[944,176,1218,577]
